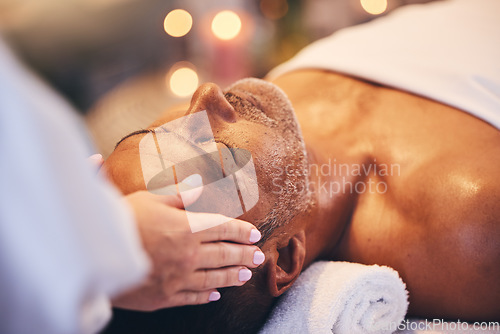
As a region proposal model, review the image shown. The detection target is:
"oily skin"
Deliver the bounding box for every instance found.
[105,71,500,321]
[271,70,500,320]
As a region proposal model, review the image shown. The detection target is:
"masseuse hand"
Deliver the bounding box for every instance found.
[112,179,265,311]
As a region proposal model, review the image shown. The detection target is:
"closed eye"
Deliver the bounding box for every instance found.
[224,91,261,110]
[115,129,153,149]
[195,136,214,145]
[224,92,243,105]
[224,91,275,125]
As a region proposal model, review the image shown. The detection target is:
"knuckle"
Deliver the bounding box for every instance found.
[218,243,229,266]
[154,290,171,310]
[239,246,246,264]
[190,248,200,267]
[239,222,248,241]
[196,292,208,305]
[220,222,230,240]
[182,243,199,270]
[225,268,232,286]
[201,271,211,290]
[213,270,224,287]
[166,294,179,307]
[218,269,229,287]
[185,292,198,305]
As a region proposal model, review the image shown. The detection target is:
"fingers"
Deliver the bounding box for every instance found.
[88,153,104,170]
[178,174,204,206]
[197,219,262,244]
[153,174,204,209]
[185,266,254,291]
[184,242,265,291]
[196,242,265,269]
[168,290,221,307]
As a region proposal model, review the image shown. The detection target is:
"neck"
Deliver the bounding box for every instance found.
[301,144,365,267]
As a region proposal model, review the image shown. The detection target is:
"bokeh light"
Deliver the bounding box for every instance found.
[360,0,387,15]
[260,0,288,20]
[169,65,199,97]
[211,10,242,40]
[164,9,193,37]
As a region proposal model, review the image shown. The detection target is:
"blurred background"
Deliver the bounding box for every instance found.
[0,0,435,156]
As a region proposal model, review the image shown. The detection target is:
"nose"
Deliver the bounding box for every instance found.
[187,83,237,122]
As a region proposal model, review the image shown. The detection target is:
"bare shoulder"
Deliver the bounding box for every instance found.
[330,78,500,320]
[389,120,500,319]
[341,143,500,320]
[405,150,500,320]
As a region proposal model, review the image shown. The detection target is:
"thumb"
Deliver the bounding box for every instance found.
[155,174,204,209]
[178,174,204,206]
[88,153,104,170]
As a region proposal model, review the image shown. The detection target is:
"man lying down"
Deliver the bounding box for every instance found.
[102,0,499,332]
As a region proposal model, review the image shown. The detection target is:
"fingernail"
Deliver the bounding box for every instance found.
[238,268,252,282]
[253,251,265,265]
[208,291,220,302]
[181,174,202,188]
[89,153,103,161]
[249,229,261,243]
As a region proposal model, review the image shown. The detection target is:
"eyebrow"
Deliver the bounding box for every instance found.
[115,129,153,149]
[224,91,275,124]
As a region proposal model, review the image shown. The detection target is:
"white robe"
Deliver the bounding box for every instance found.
[0,39,149,334]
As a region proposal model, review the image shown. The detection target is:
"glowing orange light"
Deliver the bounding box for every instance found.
[260,0,288,20]
[164,9,193,37]
[211,10,242,40]
[360,0,387,15]
[169,65,199,97]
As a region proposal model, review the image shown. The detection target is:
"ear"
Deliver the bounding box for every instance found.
[267,230,306,297]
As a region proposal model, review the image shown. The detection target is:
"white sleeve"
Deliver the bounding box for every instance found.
[0,39,150,334]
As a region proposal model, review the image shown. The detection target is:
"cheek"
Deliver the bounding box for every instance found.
[248,135,290,197]
[222,126,285,219]
[237,185,278,227]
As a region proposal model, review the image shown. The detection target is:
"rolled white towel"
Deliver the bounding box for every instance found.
[259,261,409,334]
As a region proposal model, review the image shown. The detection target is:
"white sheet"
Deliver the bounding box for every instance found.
[268,0,500,130]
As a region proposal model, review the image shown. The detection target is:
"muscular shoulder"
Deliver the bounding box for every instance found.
[391,153,500,318]
[405,148,500,223]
